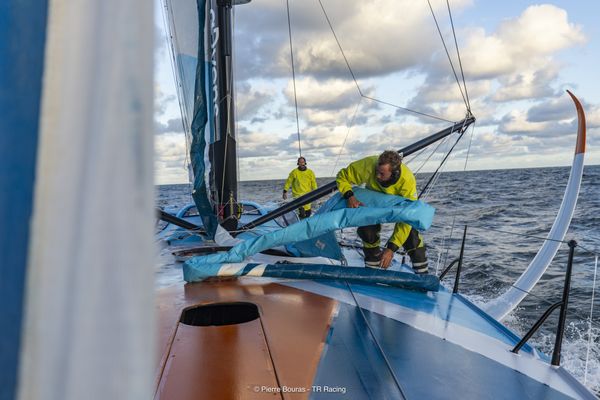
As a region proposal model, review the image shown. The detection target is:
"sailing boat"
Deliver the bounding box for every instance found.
[154,0,596,399]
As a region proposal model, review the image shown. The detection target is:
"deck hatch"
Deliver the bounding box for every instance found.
[180,302,259,326]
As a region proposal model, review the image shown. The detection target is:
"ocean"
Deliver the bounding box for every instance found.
[156,164,600,393]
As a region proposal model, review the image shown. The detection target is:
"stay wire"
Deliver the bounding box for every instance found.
[499,282,600,331]
[330,99,362,177]
[407,143,441,175]
[286,0,302,156]
[402,146,430,168]
[426,0,469,110]
[418,118,469,199]
[445,0,471,110]
[412,135,450,176]
[316,0,362,96]
[576,243,600,258]
[584,255,598,385]
[317,0,456,124]
[362,95,455,124]
[161,0,192,178]
[419,134,453,200]
[430,222,571,246]
[462,121,475,171]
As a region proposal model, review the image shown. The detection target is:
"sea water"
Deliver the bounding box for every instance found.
[156,165,600,393]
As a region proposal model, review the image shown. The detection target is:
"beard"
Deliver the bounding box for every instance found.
[377,176,398,187]
[298,165,307,171]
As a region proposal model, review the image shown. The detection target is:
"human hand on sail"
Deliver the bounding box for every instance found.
[347,195,364,208]
[380,248,394,269]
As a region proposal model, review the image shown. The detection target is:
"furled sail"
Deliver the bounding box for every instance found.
[183,263,440,291]
[165,0,225,237]
[484,90,587,320]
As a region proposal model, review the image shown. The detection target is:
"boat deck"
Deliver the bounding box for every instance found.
[155,277,593,399]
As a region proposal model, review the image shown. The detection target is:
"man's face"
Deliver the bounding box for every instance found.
[376,163,392,184]
[298,159,306,167]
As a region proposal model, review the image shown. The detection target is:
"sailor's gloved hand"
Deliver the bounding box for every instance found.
[380,248,394,269]
[283,191,287,200]
[347,195,364,208]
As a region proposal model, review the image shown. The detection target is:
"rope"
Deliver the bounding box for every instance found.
[418,117,469,198]
[584,255,598,385]
[500,280,600,329]
[417,134,453,199]
[361,95,455,124]
[402,146,430,168]
[286,0,302,156]
[411,136,450,175]
[445,0,471,110]
[160,0,192,176]
[462,121,475,171]
[316,0,460,124]
[430,222,571,245]
[426,0,469,110]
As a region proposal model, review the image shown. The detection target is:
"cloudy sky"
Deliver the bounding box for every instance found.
[154,0,600,184]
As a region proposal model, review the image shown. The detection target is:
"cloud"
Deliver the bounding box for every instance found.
[284,78,360,111]
[155,133,188,184]
[155,1,598,182]
[235,82,274,121]
[236,126,288,157]
[460,5,585,80]
[410,5,586,111]
[527,97,575,122]
[155,87,176,118]
[234,0,473,81]
[156,118,184,134]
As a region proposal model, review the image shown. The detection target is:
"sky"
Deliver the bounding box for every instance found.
[154,0,600,184]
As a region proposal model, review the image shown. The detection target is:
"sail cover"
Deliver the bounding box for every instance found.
[165,0,218,236]
[185,188,435,265]
[183,263,440,291]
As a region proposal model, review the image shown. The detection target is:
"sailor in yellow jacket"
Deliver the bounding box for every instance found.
[336,150,428,273]
[283,156,318,219]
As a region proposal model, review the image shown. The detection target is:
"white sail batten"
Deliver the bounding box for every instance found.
[17,0,155,399]
[484,91,587,321]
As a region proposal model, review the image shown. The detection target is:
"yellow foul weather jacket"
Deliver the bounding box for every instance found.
[284,168,317,210]
[336,155,418,248]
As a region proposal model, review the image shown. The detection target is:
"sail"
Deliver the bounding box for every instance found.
[165,0,219,236]
[2,0,155,399]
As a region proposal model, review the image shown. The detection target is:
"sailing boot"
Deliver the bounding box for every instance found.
[363,247,382,268]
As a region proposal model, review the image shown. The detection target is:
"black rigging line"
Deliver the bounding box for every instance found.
[362,95,455,124]
[412,135,451,175]
[446,0,471,110]
[426,0,469,111]
[330,99,362,177]
[286,0,302,156]
[419,119,470,198]
[316,0,455,124]
[316,0,362,96]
